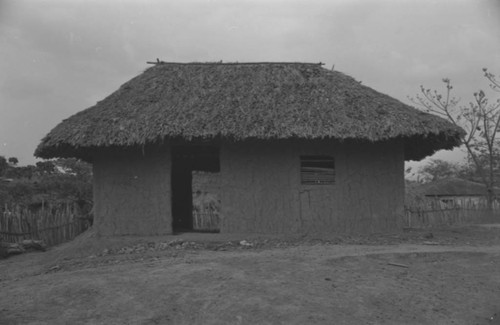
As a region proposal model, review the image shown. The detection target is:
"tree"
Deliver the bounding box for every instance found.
[0,156,7,176]
[52,158,92,180]
[0,156,20,176]
[7,157,18,166]
[418,159,465,183]
[35,161,57,175]
[3,165,36,180]
[410,68,500,208]
[0,158,93,211]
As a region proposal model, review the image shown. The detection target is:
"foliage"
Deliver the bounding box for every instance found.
[410,68,500,207]
[3,165,37,180]
[0,157,93,215]
[7,157,18,166]
[417,159,466,183]
[0,156,8,176]
[462,149,500,184]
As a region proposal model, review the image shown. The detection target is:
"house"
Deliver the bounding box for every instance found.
[35,62,464,235]
[410,177,499,208]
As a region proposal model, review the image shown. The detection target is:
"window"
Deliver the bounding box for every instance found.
[300,155,335,185]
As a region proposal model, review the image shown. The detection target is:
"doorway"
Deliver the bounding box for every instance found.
[171,145,220,232]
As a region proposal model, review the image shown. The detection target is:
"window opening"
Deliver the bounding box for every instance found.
[300,155,335,185]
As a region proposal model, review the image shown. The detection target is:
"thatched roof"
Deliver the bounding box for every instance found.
[35,62,464,161]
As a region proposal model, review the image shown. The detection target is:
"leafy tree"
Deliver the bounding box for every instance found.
[0,158,93,215]
[0,156,20,176]
[38,158,93,207]
[7,157,18,166]
[418,159,465,182]
[4,165,36,180]
[35,161,57,175]
[410,68,500,208]
[459,149,500,185]
[0,156,8,176]
[52,158,92,180]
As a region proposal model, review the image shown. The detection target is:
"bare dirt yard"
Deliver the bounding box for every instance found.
[1,225,500,325]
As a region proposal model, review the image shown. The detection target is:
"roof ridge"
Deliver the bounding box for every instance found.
[146,60,325,66]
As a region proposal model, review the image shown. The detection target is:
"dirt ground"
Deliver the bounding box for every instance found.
[1,225,500,325]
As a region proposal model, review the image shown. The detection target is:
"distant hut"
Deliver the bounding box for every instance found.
[35,62,464,235]
[410,178,500,208]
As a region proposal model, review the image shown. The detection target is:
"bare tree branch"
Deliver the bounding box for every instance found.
[411,69,500,209]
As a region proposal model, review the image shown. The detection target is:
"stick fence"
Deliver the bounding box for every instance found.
[404,199,500,228]
[192,211,220,232]
[0,203,91,247]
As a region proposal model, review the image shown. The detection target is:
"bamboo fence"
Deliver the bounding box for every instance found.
[0,203,91,247]
[404,199,500,228]
[192,211,220,232]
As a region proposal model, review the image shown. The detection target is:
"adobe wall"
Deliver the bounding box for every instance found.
[337,142,405,233]
[92,150,172,236]
[219,142,299,233]
[219,140,404,234]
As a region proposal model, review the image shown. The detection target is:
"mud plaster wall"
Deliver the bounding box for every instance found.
[93,151,172,235]
[219,140,404,234]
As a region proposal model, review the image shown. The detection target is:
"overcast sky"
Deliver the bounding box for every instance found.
[1,0,499,168]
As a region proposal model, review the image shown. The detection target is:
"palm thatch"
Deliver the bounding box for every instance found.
[35,62,464,161]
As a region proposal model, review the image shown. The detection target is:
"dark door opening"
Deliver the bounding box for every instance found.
[171,145,220,233]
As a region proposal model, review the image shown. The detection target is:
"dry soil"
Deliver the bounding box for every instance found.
[1,225,500,325]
